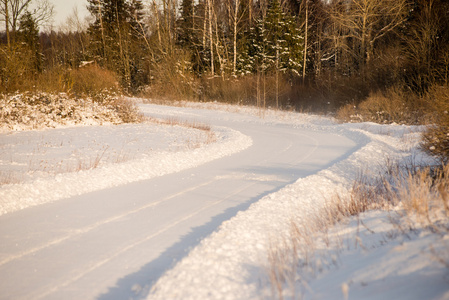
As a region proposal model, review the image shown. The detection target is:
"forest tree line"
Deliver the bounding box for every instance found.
[1,0,449,112]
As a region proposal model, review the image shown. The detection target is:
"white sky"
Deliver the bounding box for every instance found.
[49,0,90,27]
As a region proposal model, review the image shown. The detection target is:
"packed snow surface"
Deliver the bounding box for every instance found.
[0,100,447,300]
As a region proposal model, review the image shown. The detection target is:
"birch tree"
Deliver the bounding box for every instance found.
[328,0,409,71]
[226,0,249,75]
[0,0,53,44]
[402,0,449,91]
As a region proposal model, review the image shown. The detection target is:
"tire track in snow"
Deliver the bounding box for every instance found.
[0,178,217,267]
[0,131,314,269]
[1,105,333,300]
[31,181,260,300]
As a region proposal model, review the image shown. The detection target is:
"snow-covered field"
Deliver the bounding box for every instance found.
[0,119,249,215]
[0,100,448,300]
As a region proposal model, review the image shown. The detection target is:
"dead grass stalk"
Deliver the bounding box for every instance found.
[267,161,449,299]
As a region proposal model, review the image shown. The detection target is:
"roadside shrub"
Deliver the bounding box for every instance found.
[142,49,200,101]
[107,96,143,123]
[0,92,142,131]
[0,51,121,99]
[421,85,449,163]
[336,88,425,124]
[63,64,121,98]
[0,45,37,93]
[199,76,255,105]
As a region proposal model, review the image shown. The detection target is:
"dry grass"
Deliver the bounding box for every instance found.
[147,117,216,147]
[336,88,426,125]
[156,117,212,132]
[0,116,216,186]
[1,146,130,187]
[0,171,21,185]
[75,146,110,171]
[390,165,449,233]
[421,85,449,163]
[267,162,449,299]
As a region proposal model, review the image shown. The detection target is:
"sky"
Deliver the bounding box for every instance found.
[50,0,89,26]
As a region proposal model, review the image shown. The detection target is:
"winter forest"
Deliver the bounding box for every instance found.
[0,0,447,100]
[1,1,449,299]
[1,0,449,157]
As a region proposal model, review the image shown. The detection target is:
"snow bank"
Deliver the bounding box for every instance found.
[2,99,446,300]
[302,209,449,300]
[0,125,252,216]
[0,92,139,132]
[148,108,442,300]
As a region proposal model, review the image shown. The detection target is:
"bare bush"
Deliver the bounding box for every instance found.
[63,64,121,98]
[336,88,425,124]
[0,44,37,92]
[0,92,142,131]
[421,85,449,162]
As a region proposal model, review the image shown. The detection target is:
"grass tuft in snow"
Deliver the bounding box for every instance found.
[267,161,449,299]
[388,164,449,237]
[147,116,217,148]
[0,171,21,186]
[0,115,217,187]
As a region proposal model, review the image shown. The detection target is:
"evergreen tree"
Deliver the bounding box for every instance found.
[87,0,146,91]
[18,10,42,73]
[177,0,195,48]
[243,0,304,76]
[177,0,205,76]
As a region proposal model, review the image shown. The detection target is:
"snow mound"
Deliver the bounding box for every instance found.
[148,111,437,300]
[0,92,140,132]
[0,125,252,216]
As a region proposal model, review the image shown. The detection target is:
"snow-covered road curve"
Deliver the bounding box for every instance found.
[0,104,359,300]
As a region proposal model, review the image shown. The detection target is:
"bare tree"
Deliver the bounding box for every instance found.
[328,0,409,69]
[207,0,214,75]
[226,0,248,76]
[402,0,449,91]
[1,0,11,47]
[30,0,53,29]
[301,0,308,79]
[0,0,54,42]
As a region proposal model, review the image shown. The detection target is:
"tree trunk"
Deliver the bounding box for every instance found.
[213,11,224,78]
[98,0,106,59]
[302,0,308,79]
[207,0,214,75]
[3,0,10,48]
[152,0,162,45]
[233,0,239,75]
[203,0,207,48]
[276,44,279,108]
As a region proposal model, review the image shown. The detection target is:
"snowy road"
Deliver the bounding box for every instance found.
[0,104,358,299]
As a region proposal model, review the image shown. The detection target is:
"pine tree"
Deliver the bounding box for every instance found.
[177,0,195,48]
[243,0,304,76]
[18,11,42,73]
[87,0,146,91]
